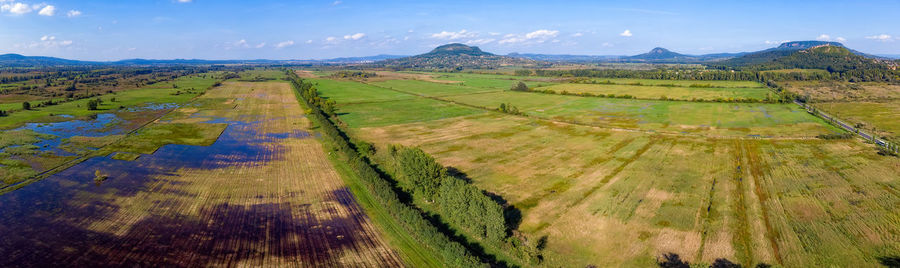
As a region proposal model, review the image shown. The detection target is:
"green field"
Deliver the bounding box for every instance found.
[336,97,483,128]
[444,91,836,137]
[310,78,414,103]
[371,79,501,96]
[534,83,771,101]
[308,72,900,267]
[419,72,559,89]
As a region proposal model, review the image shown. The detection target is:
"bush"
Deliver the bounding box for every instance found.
[510,81,529,91]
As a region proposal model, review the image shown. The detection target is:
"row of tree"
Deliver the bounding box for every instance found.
[287,70,487,267]
[534,69,761,81]
[391,146,508,243]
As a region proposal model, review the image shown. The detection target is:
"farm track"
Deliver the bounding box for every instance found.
[0,81,403,267]
[359,80,824,141]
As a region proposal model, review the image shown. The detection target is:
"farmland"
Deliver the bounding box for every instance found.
[0,76,405,266]
[533,83,771,101]
[311,71,900,267]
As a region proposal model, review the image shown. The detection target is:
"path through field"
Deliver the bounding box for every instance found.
[0,81,403,267]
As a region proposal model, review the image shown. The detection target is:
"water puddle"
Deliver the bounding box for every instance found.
[4,114,123,156]
[0,115,318,266]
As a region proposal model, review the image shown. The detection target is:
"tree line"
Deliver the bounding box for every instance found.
[287,70,487,267]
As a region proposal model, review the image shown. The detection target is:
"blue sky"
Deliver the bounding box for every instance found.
[1,0,898,60]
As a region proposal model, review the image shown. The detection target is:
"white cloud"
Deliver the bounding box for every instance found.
[571,32,583,37]
[498,29,559,44]
[765,40,788,45]
[835,37,846,42]
[602,42,613,47]
[38,5,53,16]
[2,2,32,14]
[343,33,365,40]
[524,29,558,39]
[176,0,192,3]
[306,39,313,44]
[31,35,72,48]
[255,42,266,48]
[430,29,477,40]
[816,34,831,41]
[234,39,249,48]
[275,40,295,48]
[332,0,342,5]
[620,29,633,37]
[66,10,81,17]
[865,34,893,42]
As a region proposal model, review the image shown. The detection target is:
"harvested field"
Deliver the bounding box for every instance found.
[0,81,403,267]
[352,112,900,267]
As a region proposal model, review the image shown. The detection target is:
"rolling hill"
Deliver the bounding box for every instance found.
[712,41,892,71]
[0,54,94,67]
[374,43,539,69]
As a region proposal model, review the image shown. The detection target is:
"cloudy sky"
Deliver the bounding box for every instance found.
[1,0,898,60]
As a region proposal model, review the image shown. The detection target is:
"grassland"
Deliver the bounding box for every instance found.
[422,72,560,89]
[534,83,771,101]
[312,72,900,267]
[0,80,406,266]
[816,101,900,141]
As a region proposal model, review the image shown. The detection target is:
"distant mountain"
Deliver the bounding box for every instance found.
[375,43,538,69]
[0,53,408,67]
[626,47,694,61]
[0,53,95,67]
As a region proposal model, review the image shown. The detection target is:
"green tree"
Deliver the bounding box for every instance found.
[511,81,529,91]
[22,101,31,110]
[397,147,446,201]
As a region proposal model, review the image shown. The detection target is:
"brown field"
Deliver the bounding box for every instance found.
[0,81,403,266]
[369,71,462,83]
[350,108,900,267]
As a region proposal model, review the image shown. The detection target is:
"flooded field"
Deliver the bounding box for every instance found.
[0,104,179,187]
[0,81,402,266]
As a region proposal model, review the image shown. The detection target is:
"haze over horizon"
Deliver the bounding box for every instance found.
[2,0,899,61]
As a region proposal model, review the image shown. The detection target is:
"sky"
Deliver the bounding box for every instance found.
[1,0,899,61]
